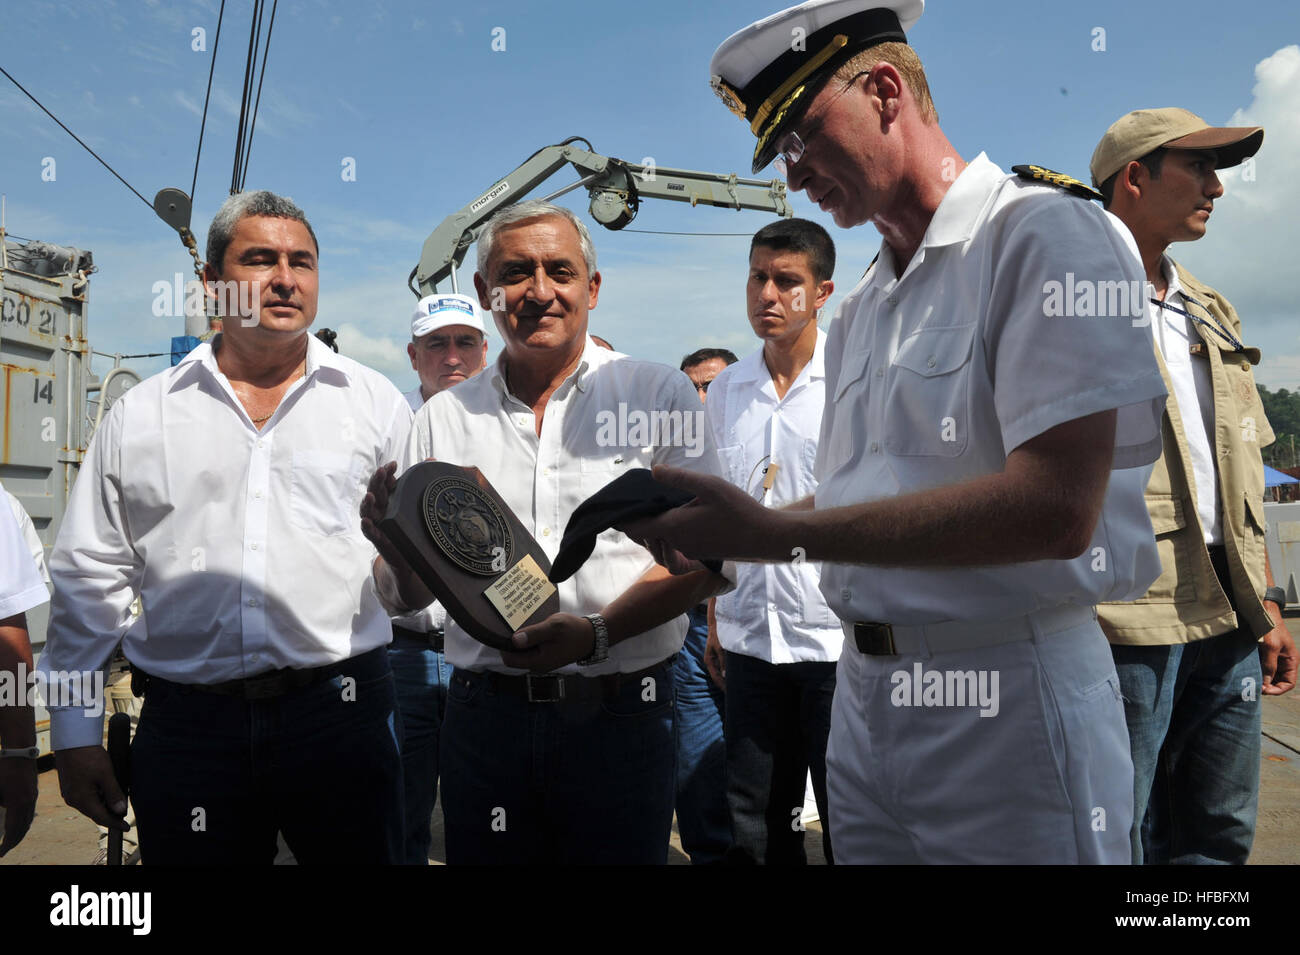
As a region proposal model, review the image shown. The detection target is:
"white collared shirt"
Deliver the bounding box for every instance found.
[403,384,427,414]
[707,330,842,662]
[403,337,722,675]
[40,333,412,749]
[816,153,1168,626]
[1149,255,1222,545]
[1,483,48,617]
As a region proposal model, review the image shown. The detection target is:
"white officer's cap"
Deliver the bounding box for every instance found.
[709,0,924,174]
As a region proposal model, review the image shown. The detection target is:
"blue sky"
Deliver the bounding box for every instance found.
[2,0,1298,390]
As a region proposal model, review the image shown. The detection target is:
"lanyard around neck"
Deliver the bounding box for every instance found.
[1149,294,1246,354]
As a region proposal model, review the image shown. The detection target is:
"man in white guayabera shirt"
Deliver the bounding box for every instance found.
[704,217,842,864]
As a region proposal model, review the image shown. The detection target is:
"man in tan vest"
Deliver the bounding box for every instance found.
[1092,108,1297,864]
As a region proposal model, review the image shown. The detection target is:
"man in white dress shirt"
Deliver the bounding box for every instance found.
[0,485,49,856]
[392,291,488,863]
[705,217,841,864]
[362,199,732,863]
[624,0,1170,863]
[40,190,412,864]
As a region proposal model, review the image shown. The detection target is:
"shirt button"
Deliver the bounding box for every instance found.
[250,542,259,551]
[257,440,265,449]
[1241,361,1250,371]
[887,296,898,306]
[542,527,551,537]
[247,598,258,607]
[870,442,880,453]
[926,355,937,368]
[543,467,552,476]
[768,603,778,612]
[875,369,883,378]
[841,589,851,601]
[253,491,263,499]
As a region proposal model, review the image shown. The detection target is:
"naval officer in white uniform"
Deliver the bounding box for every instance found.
[621,0,1168,864]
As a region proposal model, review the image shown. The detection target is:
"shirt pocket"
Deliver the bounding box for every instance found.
[715,443,749,494]
[1136,493,1196,603]
[1241,490,1268,597]
[885,323,975,457]
[821,345,871,475]
[289,449,365,537]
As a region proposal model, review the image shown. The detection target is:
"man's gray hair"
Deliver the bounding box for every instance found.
[475,200,597,279]
[205,190,319,273]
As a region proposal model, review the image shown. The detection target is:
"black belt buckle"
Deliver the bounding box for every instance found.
[242,669,289,700]
[525,673,566,703]
[853,622,897,656]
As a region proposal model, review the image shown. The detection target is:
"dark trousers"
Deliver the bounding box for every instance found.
[724,650,836,865]
[439,661,675,864]
[130,647,404,864]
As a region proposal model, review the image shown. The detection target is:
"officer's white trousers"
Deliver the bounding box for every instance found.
[827,606,1133,864]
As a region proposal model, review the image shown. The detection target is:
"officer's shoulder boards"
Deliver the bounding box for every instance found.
[1012,164,1103,202]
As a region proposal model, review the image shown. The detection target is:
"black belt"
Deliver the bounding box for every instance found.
[130,645,387,701]
[392,623,445,653]
[455,658,673,704]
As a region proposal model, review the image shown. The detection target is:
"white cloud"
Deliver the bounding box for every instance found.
[173,90,202,117]
[1176,45,1300,390]
[333,322,411,384]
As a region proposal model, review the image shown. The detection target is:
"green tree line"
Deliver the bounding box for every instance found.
[1259,384,1300,469]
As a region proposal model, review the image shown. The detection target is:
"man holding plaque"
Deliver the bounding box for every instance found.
[363,199,731,864]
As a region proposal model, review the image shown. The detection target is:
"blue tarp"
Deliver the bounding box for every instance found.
[1264,465,1299,487]
[170,335,201,366]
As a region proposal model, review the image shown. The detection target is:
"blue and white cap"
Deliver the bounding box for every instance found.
[410,293,487,338]
[709,0,924,173]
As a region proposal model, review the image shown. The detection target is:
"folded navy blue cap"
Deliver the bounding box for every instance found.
[550,468,723,583]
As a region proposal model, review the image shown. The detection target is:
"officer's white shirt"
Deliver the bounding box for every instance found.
[707,329,842,662]
[1149,254,1222,545]
[1,484,48,618]
[41,333,412,749]
[403,337,723,675]
[816,153,1168,625]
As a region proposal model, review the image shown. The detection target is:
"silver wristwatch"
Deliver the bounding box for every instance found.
[578,613,610,667]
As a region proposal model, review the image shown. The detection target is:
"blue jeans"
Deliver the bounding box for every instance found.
[389,635,453,865]
[439,660,676,864]
[673,605,729,863]
[724,650,836,864]
[130,646,404,864]
[1112,626,1262,864]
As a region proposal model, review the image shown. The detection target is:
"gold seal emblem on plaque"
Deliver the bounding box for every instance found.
[422,477,514,576]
